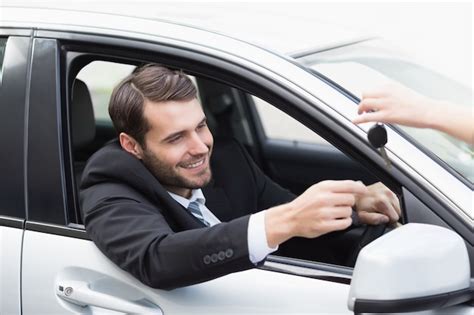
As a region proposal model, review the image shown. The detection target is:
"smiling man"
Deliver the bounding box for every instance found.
[80,64,400,290]
[127,99,214,198]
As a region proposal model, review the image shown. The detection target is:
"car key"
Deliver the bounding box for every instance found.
[368,123,392,169]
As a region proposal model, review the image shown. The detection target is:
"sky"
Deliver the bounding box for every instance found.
[1,1,472,88]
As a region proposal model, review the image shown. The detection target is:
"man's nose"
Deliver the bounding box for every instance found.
[189,132,209,155]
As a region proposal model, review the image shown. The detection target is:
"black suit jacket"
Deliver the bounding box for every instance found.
[80,139,294,290]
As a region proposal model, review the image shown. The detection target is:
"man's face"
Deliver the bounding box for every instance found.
[140,98,214,198]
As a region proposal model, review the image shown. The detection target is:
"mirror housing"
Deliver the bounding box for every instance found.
[348,223,472,313]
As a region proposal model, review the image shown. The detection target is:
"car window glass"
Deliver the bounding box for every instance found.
[249,93,386,267]
[312,62,473,183]
[299,39,473,184]
[0,38,7,85]
[253,96,330,145]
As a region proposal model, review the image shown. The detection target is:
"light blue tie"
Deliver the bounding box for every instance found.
[188,201,210,226]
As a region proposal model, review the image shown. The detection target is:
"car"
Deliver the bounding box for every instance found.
[0,6,472,315]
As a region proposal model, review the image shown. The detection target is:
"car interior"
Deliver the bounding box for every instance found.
[69,59,396,268]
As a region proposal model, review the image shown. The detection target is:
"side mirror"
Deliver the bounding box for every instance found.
[348,223,472,313]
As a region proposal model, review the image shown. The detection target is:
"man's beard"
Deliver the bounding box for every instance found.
[142,149,212,190]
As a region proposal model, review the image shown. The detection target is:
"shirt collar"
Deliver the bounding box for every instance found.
[168,189,206,208]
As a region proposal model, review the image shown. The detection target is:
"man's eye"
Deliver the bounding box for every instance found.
[197,122,207,130]
[169,136,182,143]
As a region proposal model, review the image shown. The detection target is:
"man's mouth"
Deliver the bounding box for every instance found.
[181,158,206,169]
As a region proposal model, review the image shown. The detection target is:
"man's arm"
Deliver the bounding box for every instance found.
[238,139,400,229]
[83,183,255,290]
[80,141,258,290]
[263,180,368,247]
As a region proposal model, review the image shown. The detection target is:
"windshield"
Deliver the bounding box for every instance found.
[296,39,473,183]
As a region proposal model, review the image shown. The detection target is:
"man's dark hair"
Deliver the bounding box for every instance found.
[109,63,197,145]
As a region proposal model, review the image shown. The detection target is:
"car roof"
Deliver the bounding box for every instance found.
[1,5,370,56]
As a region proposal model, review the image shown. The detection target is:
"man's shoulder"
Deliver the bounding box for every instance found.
[84,139,136,170]
[89,138,127,160]
[80,139,149,189]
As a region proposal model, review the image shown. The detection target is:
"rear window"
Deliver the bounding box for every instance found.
[76,61,135,123]
[76,61,200,124]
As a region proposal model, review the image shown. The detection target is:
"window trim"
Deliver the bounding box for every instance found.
[26,37,67,225]
[0,37,8,84]
[25,220,88,240]
[262,255,352,285]
[0,35,31,220]
[0,28,32,37]
[0,215,25,229]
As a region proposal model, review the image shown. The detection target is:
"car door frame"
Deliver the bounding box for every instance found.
[0,28,33,315]
[29,24,473,271]
[21,25,473,313]
[26,27,363,276]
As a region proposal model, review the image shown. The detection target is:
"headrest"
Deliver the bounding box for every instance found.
[71,79,96,150]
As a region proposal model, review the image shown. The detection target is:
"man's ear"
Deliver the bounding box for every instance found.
[119,132,144,159]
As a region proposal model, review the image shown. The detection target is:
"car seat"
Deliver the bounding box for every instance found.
[70,79,96,190]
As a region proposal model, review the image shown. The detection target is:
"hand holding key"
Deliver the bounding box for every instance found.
[353,82,473,144]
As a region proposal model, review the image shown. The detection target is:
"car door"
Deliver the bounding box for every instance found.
[19,33,354,314]
[0,33,30,315]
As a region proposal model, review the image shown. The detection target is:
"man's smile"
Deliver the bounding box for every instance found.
[178,154,210,173]
[181,158,205,169]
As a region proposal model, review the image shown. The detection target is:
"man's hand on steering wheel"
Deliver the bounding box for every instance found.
[354,182,400,225]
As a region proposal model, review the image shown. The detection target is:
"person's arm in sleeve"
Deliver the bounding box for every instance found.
[82,183,255,290]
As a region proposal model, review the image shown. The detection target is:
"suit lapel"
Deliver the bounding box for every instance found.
[156,191,205,230]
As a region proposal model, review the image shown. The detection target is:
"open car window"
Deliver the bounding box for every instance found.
[70,58,401,269]
[298,39,473,184]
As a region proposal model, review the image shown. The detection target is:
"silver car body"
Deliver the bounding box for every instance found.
[0,7,472,315]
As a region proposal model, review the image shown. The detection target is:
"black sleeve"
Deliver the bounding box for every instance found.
[80,139,292,290]
[82,182,255,290]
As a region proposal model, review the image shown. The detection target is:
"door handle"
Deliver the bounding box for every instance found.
[56,280,162,314]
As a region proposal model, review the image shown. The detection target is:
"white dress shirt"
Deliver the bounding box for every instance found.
[168,189,277,264]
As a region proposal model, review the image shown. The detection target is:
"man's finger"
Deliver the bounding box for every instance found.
[377,199,400,223]
[320,180,368,195]
[318,193,356,207]
[388,193,402,216]
[320,206,353,220]
[323,217,353,232]
[358,211,389,225]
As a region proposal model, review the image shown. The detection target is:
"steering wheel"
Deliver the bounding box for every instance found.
[345,223,392,267]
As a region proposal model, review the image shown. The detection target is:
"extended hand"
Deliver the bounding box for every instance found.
[355,182,400,225]
[353,82,473,144]
[352,82,433,128]
[264,180,368,247]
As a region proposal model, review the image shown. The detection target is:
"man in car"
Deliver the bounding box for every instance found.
[80,64,400,290]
